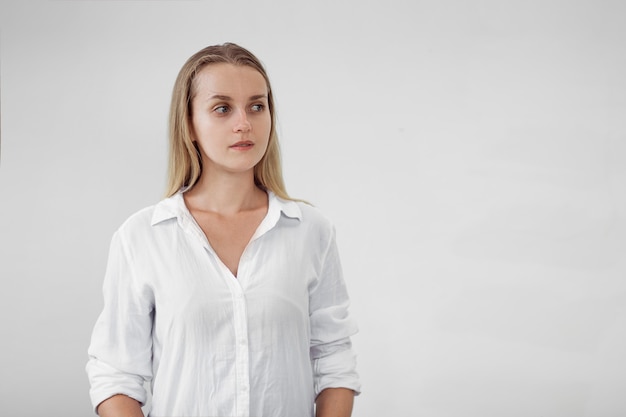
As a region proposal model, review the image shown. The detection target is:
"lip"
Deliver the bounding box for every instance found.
[230,140,254,149]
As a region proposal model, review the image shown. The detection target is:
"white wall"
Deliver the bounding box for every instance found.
[1,1,625,416]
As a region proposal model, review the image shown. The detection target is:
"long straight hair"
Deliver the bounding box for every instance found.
[166,43,292,200]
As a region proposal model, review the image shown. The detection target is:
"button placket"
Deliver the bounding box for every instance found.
[230,280,250,416]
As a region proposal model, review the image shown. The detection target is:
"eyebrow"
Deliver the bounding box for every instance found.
[207,94,268,102]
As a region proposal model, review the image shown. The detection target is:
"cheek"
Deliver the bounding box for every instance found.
[190,115,203,141]
[260,115,272,139]
[192,117,222,142]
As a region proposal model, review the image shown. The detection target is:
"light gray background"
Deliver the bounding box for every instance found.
[1,1,625,416]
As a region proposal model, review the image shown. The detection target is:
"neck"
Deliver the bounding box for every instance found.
[184,170,266,215]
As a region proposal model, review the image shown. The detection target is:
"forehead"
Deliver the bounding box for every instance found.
[193,63,268,97]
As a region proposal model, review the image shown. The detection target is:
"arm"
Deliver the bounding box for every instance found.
[86,231,154,414]
[97,395,144,417]
[309,224,361,413]
[316,388,355,417]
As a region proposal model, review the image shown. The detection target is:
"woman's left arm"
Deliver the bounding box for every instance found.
[309,223,361,415]
[316,388,355,417]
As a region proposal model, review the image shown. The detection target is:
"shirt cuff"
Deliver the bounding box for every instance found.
[86,357,148,414]
[312,345,361,397]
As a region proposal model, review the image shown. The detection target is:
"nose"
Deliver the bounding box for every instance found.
[233,109,251,133]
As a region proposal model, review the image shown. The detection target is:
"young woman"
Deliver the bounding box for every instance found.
[86,43,360,417]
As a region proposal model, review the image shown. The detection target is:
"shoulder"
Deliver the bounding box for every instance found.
[272,193,334,231]
[113,204,159,243]
[289,200,337,244]
[105,195,183,265]
[296,201,332,227]
[115,193,181,238]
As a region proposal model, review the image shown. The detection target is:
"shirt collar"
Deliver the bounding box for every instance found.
[151,190,302,227]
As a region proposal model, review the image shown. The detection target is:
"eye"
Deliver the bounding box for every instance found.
[214,105,230,114]
[250,104,265,112]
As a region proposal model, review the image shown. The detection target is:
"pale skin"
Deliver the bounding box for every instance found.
[96,63,354,416]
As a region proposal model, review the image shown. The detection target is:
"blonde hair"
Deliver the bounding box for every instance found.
[166,43,292,200]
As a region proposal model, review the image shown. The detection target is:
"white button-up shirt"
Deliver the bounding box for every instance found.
[86,191,360,417]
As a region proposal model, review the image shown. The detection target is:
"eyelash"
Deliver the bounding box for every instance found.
[213,104,265,114]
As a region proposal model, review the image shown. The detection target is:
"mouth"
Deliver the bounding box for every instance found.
[230,140,254,149]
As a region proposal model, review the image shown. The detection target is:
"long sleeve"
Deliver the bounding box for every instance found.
[309,226,361,397]
[86,231,154,414]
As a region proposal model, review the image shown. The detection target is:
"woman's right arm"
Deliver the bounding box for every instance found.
[97,395,144,417]
[87,230,154,415]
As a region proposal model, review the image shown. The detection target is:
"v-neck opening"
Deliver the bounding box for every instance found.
[179,191,282,280]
